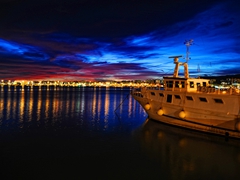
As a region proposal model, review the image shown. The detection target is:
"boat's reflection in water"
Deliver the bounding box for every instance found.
[135,118,240,179]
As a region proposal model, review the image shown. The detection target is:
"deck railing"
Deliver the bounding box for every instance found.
[132,86,240,95]
[197,86,240,95]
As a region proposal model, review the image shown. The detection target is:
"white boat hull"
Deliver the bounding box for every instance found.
[132,89,240,139]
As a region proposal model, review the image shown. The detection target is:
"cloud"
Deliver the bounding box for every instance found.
[0,0,239,81]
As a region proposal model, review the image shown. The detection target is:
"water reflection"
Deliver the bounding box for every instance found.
[0,86,147,133]
[136,119,240,179]
[1,86,240,179]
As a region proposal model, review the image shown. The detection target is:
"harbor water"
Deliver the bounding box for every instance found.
[0,86,240,179]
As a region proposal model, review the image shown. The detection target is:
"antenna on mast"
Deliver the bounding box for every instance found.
[184,39,193,62]
[197,64,200,72]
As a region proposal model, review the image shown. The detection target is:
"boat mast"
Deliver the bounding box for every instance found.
[169,39,193,78]
[184,39,193,63]
[169,55,183,78]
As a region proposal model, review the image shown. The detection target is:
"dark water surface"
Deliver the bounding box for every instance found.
[0,86,240,180]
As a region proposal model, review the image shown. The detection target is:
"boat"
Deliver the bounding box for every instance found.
[131,40,240,139]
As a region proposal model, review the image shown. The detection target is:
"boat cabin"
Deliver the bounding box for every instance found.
[163,77,210,92]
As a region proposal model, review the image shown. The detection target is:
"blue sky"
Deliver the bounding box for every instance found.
[0,0,239,81]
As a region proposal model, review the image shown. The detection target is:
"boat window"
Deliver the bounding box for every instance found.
[199,97,207,102]
[166,81,173,88]
[151,92,155,96]
[175,81,179,88]
[159,93,164,97]
[186,96,193,100]
[134,92,143,98]
[203,82,207,87]
[214,98,223,104]
[174,95,181,99]
[167,94,172,103]
[190,81,194,88]
[197,83,200,87]
[181,81,185,88]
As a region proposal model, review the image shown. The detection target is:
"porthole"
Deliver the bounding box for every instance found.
[174,95,181,99]
[159,93,164,97]
[214,98,223,104]
[186,96,193,100]
[199,97,207,102]
[151,92,155,96]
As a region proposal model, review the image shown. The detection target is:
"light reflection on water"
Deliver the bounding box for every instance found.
[135,119,240,180]
[0,86,147,133]
[1,86,240,179]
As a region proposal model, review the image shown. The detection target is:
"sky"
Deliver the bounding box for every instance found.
[0,0,239,81]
